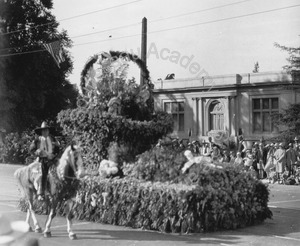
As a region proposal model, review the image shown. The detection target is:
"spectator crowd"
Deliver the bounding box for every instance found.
[161,135,300,185]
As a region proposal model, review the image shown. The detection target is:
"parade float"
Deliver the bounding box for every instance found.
[20,51,272,233]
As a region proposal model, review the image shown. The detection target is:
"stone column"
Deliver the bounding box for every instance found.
[225,97,230,133]
[199,97,204,136]
[230,96,237,137]
[192,97,200,136]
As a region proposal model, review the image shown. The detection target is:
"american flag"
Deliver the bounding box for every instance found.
[43,41,65,67]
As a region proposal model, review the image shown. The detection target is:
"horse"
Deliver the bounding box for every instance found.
[14,144,84,240]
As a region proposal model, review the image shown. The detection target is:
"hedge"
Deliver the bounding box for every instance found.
[18,162,272,233]
[0,131,34,164]
[0,130,71,165]
[57,109,173,167]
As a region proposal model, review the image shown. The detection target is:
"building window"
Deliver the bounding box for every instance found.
[164,102,184,131]
[209,101,224,131]
[252,98,279,133]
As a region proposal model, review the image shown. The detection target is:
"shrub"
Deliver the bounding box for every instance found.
[0,127,72,165]
[0,131,34,164]
[123,145,186,182]
[57,109,173,169]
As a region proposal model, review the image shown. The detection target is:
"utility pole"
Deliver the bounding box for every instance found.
[140,17,147,85]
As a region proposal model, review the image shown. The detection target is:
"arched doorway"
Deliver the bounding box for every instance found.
[209,100,224,131]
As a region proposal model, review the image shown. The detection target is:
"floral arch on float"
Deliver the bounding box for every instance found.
[79,51,152,115]
[57,50,173,173]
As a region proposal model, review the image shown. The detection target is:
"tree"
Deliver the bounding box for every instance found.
[275,43,300,72]
[0,0,78,132]
[252,62,259,73]
[269,43,300,142]
[271,103,300,142]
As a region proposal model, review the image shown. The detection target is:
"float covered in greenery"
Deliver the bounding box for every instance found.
[18,51,272,234]
[19,160,272,233]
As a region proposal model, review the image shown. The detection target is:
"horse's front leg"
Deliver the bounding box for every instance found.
[26,190,42,233]
[66,198,77,240]
[43,199,57,238]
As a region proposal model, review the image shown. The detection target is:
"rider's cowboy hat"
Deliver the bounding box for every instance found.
[0,213,29,245]
[34,121,53,135]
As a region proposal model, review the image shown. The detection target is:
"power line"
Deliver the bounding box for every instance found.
[0,4,299,58]
[150,0,252,23]
[0,0,142,36]
[0,0,247,39]
[146,4,300,35]
[0,43,34,53]
[74,4,300,46]
[0,0,280,53]
[70,0,252,39]
[0,0,247,52]
[58,0,142,22]
[75,34,141,46]
[71,22,141,39]
[0,33,143,57]
[0,0,254,52]
[0,49,46,57]
[0,22,142,52]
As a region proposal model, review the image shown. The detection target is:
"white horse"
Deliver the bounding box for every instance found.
[14,144,84,239]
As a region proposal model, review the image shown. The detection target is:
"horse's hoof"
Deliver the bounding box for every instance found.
[28,226,33,232]
[69,233,77,240]
[35,227,42,233]
[44,231,52,238]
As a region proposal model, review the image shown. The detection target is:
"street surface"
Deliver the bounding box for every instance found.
[1,164,300,246]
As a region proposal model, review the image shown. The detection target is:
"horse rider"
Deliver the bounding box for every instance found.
[30,122,59,200]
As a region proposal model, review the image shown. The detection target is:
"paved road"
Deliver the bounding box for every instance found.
[1,164,300,246]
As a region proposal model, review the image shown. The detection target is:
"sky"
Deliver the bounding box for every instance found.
[51,0,300,86]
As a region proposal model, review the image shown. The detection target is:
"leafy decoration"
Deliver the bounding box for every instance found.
[18,163,272,233]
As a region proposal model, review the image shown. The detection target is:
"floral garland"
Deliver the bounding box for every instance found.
[80,54,98,92]
[80,51,151,94]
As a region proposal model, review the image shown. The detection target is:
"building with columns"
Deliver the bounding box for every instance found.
[152,71,300,147]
